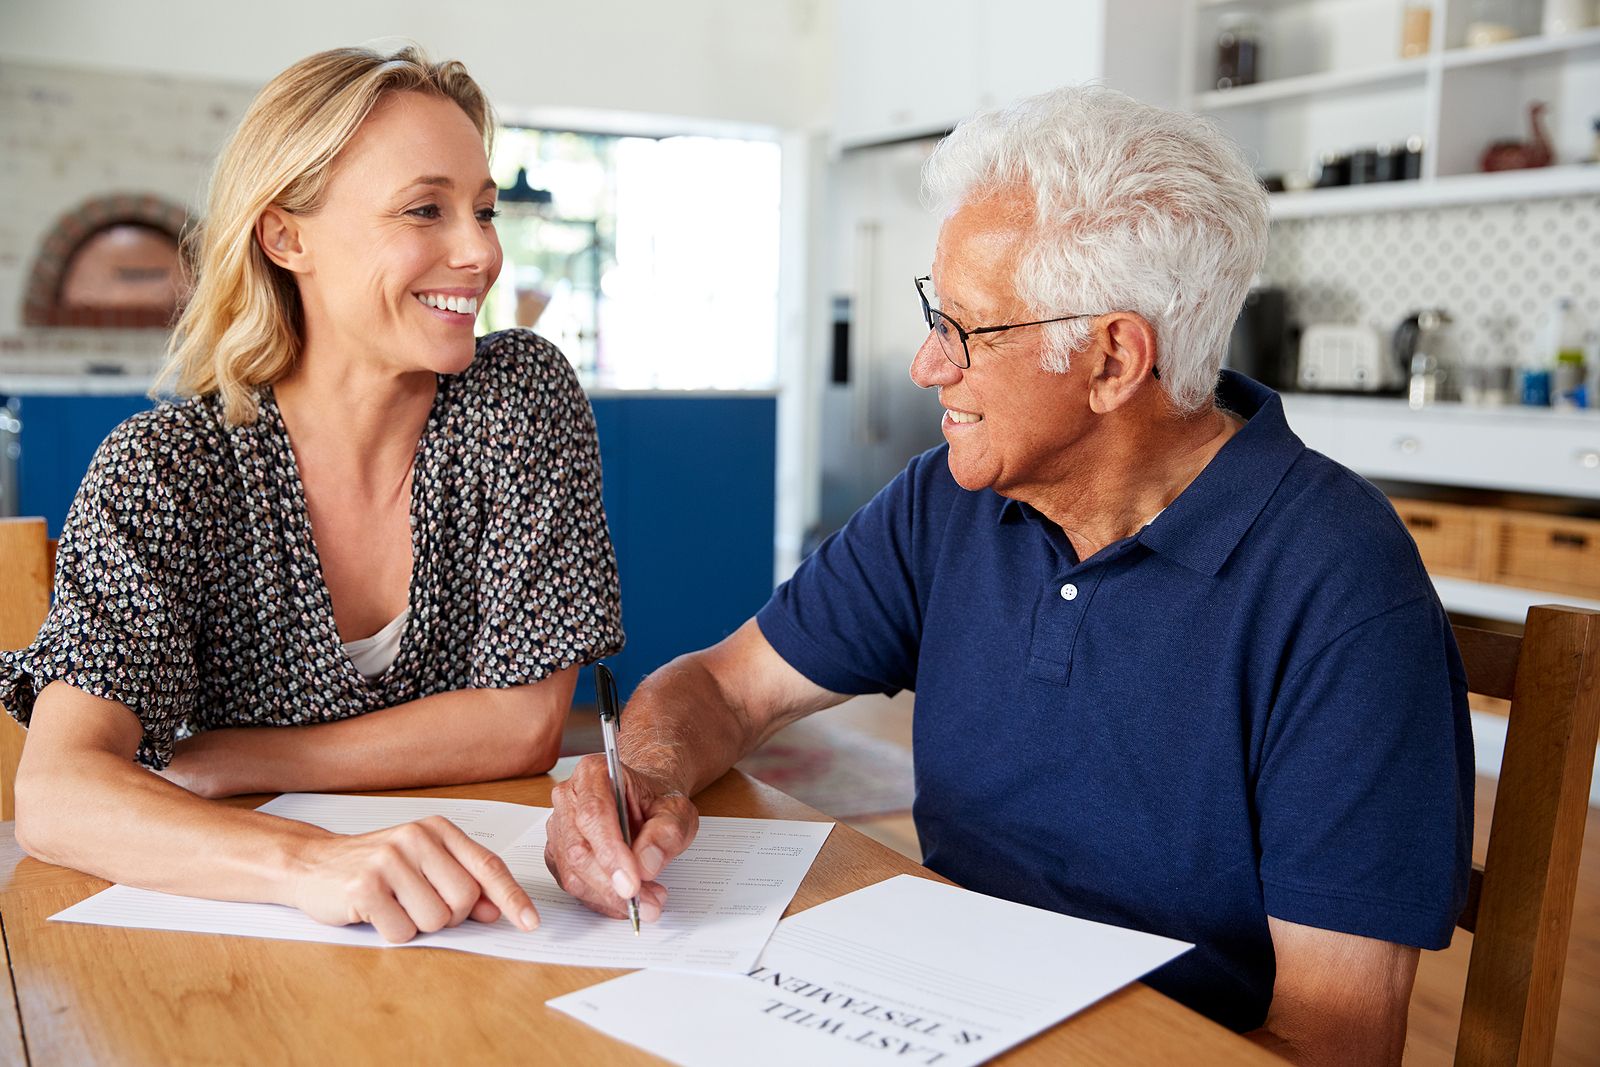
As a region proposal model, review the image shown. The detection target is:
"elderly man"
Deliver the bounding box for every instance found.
[546,87,1471,1065]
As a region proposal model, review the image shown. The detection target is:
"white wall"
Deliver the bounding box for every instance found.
[0,0,833,131]
[0,62,259,369]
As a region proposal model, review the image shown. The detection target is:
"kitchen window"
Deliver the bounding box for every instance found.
[484,126,781,390]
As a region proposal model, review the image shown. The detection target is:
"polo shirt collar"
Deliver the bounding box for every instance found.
[995,371,1305,576]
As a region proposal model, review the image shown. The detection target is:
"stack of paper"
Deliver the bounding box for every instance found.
[548,874,1192,1067]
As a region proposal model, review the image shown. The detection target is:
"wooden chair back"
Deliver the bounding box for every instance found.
[0,517,54,821]
[1452,605,1600,1066]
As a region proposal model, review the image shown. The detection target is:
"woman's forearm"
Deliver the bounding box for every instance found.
[13,687,329,903]
[179,670,576,797]
[15,682,543,940]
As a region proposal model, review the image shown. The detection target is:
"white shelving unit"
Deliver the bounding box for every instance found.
[1182,0,1600,217]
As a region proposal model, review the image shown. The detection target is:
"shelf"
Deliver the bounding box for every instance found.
[1268,163,1600,218]
[1194,57,1430,109]
[1432,575,1600,623]
[1441,25,1600,70]
[1194,27,1600,109]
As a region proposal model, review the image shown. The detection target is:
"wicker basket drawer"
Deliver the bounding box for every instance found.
[1493,512,1600,599]
[1389,497,1492,581]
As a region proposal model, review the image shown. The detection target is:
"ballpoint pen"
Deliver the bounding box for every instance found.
[595,662,641,935]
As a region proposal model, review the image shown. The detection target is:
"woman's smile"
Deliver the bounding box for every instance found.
[413,289,481,324]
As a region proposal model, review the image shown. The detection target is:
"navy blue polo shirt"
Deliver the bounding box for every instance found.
[757,371,1473,1032]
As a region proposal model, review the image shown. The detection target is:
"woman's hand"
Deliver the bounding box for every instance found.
[288,815,540,943]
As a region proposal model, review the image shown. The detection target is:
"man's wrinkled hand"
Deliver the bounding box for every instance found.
[545,754,699,921]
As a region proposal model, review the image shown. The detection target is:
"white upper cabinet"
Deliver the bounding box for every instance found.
[832,0,1183,149]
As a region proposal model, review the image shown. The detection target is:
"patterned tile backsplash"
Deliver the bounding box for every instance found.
[1261,194,1600,369]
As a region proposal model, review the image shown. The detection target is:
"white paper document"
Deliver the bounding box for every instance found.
[50,793,832,973]
[548,874,1192,1067]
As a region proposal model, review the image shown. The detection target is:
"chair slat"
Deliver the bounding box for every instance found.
[1453,625,1521,702]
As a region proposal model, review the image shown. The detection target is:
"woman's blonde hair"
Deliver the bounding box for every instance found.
[158,44,494,425]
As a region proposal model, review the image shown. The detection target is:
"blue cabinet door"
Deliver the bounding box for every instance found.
[12,393,155,538]
[580,396,776,706]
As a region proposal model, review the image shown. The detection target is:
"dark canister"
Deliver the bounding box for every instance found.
[1314,151,1350,187]
[1374,143,1402,181]
[1216,13,1261,89]
[1349,147,1381,184]
[1401,135,1425,179]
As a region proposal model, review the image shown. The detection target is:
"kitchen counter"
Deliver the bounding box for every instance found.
[0,373,162,397]
[1280,392,1600,500]
[1279,390,1598,428]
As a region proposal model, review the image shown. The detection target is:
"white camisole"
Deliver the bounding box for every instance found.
[341,608,410,679]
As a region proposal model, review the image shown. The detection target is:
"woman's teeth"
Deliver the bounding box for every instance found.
[416,293,478,315]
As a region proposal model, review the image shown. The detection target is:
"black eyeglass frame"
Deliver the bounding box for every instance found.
[914,275,1157,378]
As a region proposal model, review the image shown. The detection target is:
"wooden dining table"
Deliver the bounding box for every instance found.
[0,768,1280,1066]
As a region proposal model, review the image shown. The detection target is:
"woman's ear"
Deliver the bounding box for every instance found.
[256,207,307,272]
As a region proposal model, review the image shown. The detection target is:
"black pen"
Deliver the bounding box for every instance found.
[595,662,641,935]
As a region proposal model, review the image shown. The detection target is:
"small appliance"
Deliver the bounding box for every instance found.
[1225,287,1294,391]
[1297,324,1402,392]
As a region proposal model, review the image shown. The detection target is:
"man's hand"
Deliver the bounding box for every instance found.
[545,754,699,920]
[289,815,540,943]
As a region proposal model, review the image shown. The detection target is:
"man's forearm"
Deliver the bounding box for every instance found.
[617,653,766,798]
[184,678,572,796]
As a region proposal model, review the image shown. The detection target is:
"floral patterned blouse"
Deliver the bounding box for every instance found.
[0,329,624,768]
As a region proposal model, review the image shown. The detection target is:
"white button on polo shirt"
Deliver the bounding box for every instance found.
[1060,583,1078,601]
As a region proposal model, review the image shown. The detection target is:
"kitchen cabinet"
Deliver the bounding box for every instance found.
[1284,393,1600,496]
[1,383,776,705]
[831,0,1181,149]
[1281,392,1600,619]
[585,393,777,701]
[6,387,153,540]
[1183,0,1600,218]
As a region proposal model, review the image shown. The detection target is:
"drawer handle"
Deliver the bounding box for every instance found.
[1551,532,1589,549]
[1394,436,1421,455]
[1406,515,1438,530]
[1578,450,1600,470]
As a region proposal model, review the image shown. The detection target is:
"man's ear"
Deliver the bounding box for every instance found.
[1087,312,1160,415]
[256,206,307,272]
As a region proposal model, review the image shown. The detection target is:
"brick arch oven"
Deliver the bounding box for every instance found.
[22,194,191,329]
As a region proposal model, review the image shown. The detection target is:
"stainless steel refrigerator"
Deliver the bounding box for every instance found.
[815,138,948,539]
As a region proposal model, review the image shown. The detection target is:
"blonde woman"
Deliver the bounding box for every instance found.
[0,46,626,941]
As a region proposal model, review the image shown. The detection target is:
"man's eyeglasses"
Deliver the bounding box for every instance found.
[915,275,1153,376]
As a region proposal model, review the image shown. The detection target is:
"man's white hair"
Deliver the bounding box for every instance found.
[922,85,1269,414]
